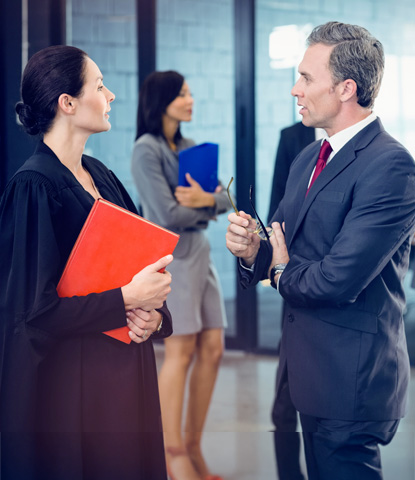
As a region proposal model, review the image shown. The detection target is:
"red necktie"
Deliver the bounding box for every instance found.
[306,140,332,196]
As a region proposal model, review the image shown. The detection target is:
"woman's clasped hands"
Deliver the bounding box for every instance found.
[126,308,162,343]
[121,254,173,343]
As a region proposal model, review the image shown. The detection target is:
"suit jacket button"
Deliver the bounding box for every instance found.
[288,314,294,322]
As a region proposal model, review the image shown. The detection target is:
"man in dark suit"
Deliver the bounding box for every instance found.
[226,21,415,479]
[268,122,315,480]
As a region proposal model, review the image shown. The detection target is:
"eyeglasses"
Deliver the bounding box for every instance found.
[227,177,273,241]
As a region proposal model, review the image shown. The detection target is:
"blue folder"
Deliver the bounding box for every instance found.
[178,142,219,193]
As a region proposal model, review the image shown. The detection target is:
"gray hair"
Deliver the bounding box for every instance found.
[307,21,384,109]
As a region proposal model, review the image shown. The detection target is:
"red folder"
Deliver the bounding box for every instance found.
[57,198,179,344]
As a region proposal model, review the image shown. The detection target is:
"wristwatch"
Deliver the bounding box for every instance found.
[270,263,287,290]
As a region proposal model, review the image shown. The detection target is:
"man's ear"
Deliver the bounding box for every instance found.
[58,93,76,114]
[339,79,357,103]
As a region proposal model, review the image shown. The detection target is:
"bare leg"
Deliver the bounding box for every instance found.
[184,328,224,478]
[158,334,202,480]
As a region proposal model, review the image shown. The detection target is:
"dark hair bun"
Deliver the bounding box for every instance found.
[15,102,40,135]
[17,45,87,136]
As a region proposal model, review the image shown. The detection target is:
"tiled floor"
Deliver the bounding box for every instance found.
[154,347,415,480]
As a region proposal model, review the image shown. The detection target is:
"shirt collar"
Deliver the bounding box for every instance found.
[323,112,377,163]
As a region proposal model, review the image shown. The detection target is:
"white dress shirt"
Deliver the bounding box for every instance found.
[307,113,377,187]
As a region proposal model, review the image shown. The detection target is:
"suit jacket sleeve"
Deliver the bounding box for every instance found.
[279,146,415,308]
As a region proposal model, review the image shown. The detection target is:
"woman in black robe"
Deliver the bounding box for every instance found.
[0,45,173,480]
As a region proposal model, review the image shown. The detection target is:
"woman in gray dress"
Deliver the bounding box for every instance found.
[131,71,230,480]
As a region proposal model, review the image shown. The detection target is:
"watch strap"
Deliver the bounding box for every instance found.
[270,263,287,289]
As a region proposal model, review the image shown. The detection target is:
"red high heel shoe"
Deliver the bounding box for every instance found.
[184,447,224,480]
[166,446,203,480]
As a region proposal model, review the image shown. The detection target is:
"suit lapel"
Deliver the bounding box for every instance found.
[287,118,384,248]
[284,144,319,246]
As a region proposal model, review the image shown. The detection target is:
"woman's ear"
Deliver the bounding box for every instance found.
[58,93,75,114]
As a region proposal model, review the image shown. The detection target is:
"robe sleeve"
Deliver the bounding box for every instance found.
[0,171,128,341]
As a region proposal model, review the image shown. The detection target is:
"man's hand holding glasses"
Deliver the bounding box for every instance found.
[226,177,271,267]
[225,177,289,272]
[226,177,273,241]
[226,209,261,267]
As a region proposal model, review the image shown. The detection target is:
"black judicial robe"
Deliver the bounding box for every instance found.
[0,141,172,480]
